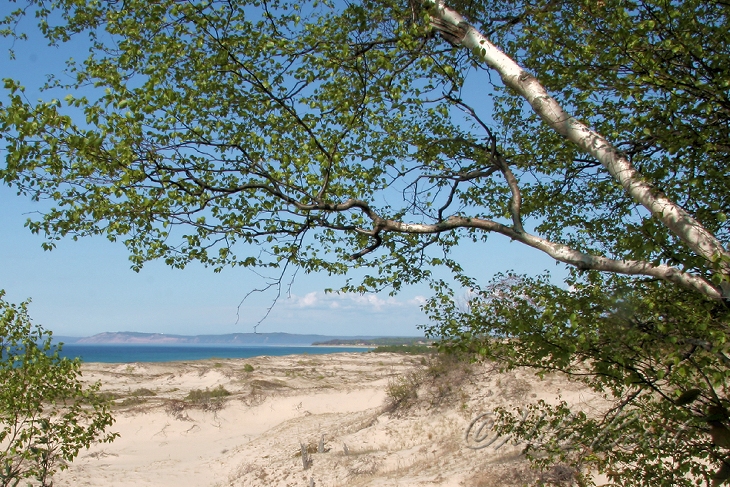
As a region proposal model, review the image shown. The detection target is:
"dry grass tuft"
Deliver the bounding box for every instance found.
[384,352,473,413]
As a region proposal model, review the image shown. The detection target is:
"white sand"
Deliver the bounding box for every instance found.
[54,353,608,486]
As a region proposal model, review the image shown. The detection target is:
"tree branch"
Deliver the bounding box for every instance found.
[424,0,730,300]
[349,208,722,299]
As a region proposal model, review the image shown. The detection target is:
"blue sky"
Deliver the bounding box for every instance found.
[0,5,568,338]
[0,186,565,337]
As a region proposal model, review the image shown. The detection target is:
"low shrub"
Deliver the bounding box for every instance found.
[186,385,231,402]
[179,385,232,412]
[119,396,147,407]
[130,388,156,397]
[385,373,421,411]
[385,352,472,412]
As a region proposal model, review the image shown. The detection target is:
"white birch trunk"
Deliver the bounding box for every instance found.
[423,0,730,300]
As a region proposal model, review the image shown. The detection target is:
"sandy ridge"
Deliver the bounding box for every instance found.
[55,352,606,487]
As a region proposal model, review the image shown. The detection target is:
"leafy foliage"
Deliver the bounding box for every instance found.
[420,1,730,484]
[0,291,117,487]
[487,0,730,267]
[1,0,729,485]
[0,0,726,295]
[427,272,730,486]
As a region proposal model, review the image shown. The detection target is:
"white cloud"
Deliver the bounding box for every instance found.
[291,291,319,308]
[284,291,426,313]
[348,293,392,310]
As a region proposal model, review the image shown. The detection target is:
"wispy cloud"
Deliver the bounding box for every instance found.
[285,291,426,312]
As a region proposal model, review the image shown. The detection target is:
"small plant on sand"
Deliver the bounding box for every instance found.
[183,385,231,411]
[193,385,229,399]
[385,373,421,412]
[130,388,157,397]
[185,385,230,401]
[0,292,117,487]
[119,388,158,408]
[243,363,254,373]
[385,352,471,413]
[240,384,266,407]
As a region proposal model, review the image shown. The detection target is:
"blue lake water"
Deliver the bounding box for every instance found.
[56,344,371,363]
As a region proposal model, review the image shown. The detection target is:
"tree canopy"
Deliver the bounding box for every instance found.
[1,0,729,485]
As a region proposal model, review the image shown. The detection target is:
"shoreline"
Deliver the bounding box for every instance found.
[59,344,373,364]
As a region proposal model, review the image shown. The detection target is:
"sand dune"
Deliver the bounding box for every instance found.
[55,352,606,486]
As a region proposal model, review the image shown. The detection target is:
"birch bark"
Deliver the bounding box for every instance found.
[423,0,730,300]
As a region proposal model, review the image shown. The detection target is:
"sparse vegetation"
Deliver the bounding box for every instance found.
[119,396,147,407]
[164,400,191,420]
[163,385,232,414]
[117,388,158,408]
[250,379,286,390]
[185,385,231,404]
[240,387,266,408]
[131,388,157,397]
[27,350,601,486]
[243,363,254,373]
[385,352,472,412]
[468,462,582,487]
[385,374,421,411]
[97,392,120,402]
[370,344,435,354]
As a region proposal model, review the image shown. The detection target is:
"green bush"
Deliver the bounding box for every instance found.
[184,385,231,410]
[0,291,117,487]
[243,363,254,373]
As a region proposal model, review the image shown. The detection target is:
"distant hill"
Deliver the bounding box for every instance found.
[312,337,431,346]
[52,336,84,344]
[57,331,415,346]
